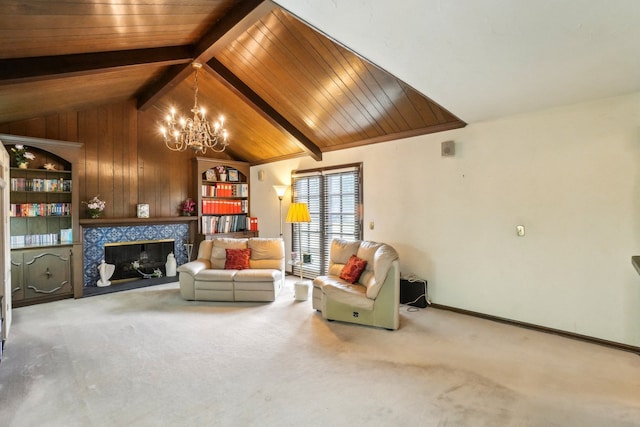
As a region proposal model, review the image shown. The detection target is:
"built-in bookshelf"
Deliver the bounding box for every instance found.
[9,166,73,248]
[193,157,258,241]
[2,134,82,306]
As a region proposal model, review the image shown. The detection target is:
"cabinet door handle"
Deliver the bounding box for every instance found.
[45,268,52,278]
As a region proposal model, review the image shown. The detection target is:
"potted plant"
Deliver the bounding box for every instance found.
[216,165,227,181]
[182,198,195,216]
[11,145,35,168]
[83,195,106,219]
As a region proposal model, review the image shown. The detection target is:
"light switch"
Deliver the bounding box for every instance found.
[516,225,525,236]
[369,221,374,230]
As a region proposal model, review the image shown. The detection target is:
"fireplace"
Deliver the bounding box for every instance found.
[104,239,175,283]
[82,222,191,287]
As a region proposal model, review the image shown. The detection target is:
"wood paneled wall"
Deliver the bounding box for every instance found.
[136,106,194,218]
[0,100,206,219]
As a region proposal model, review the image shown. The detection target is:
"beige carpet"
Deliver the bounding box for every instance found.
[0,279,639,427]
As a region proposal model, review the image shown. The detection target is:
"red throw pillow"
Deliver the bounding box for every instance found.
[339,255,368,284]
[224,248,251,270]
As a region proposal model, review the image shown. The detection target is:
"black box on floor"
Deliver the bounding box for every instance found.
[400,278,428,308]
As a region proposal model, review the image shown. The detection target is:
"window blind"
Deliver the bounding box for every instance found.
[291,164,362,278]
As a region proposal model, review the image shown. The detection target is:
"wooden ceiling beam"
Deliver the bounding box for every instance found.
[0,47,193,85]
[134,63,195,111]
[136,0,276,111]
[195,0,278,59]
[206,59,323,161]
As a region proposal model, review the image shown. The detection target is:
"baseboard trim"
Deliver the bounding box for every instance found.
[430,303,640,356]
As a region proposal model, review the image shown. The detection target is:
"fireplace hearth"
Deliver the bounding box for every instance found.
[105,239,174,283]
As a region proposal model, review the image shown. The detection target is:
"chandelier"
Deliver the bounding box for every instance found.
[160,62,229,153]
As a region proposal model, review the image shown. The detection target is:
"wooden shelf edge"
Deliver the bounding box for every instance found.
[201,231,259,238]
[80,216,199,227]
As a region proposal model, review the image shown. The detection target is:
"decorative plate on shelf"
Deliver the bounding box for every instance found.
[137,203,149,218]
[205,169,216,181]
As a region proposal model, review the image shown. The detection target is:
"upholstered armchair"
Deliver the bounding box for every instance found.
[312,239,400,330]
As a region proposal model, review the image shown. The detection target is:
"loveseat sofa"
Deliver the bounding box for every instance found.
[178,237,285,302]
[313,239,400,330]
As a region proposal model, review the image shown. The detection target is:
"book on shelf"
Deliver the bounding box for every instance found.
[10,203,71,217]
[201,215,249,234]
[60,228,73,243]
[10,177,71,192]
[201,182,248,198]
[233,183,249,197]
[11,233,60,247]
[201,200,248,215]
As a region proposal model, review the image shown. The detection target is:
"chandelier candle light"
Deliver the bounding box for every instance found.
[160,62,229,153]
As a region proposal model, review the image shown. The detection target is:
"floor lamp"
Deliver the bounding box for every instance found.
[273,185,288,238]
[286,202,311,283]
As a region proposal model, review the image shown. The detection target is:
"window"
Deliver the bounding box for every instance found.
[291,163,362,278]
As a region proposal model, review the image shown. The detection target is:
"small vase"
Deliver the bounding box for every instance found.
[18,162,28,169]
[165,252,177,277]
[219,173,227,182]
[88,209,101,219]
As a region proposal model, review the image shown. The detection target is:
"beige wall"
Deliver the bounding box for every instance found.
[251,91,640,347]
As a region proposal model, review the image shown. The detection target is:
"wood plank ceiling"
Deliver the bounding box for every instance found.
[0,0,465,165]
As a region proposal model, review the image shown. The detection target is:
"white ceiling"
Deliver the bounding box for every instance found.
[275,0,640,123]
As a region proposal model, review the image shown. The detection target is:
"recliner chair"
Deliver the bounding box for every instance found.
[312,239,400,330]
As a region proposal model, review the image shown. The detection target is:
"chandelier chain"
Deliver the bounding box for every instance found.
[193,66,199,111]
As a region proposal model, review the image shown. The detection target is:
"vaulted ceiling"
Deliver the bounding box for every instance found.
[284,1,640,125]
[0,0,465,165]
